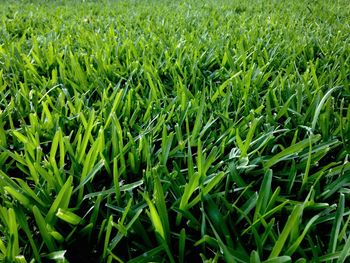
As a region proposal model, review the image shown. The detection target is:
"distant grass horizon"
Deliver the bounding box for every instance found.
[0,0,349,262]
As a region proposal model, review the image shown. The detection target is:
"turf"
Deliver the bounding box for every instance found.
[0,0,350,262]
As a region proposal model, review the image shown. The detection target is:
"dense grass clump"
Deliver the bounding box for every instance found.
[0,0,350,262]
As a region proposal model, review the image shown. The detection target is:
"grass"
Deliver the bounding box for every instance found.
[0,0,349,262]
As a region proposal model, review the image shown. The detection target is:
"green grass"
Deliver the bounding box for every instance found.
[0,0,350,262]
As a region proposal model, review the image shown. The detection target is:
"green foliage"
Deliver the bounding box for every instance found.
[0,0,349,262]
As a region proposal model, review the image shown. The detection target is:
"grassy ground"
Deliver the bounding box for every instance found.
[0,0,350,262]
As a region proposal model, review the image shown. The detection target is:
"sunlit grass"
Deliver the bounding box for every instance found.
[0,0,349,262]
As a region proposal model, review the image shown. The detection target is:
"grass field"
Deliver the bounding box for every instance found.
[0,0,350,262]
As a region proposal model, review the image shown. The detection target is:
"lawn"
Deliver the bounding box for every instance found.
[0,0,350,262]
